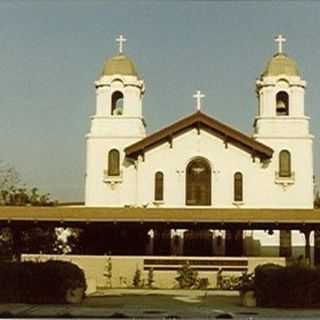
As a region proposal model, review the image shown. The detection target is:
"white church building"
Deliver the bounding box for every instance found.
[82,34,315,258]
[85,34,314,211]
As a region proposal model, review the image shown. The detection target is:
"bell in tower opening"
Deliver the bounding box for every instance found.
[276,91,289,116]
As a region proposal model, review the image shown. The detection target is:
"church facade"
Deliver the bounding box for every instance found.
[82,35,316,258]
[85,35,314,211]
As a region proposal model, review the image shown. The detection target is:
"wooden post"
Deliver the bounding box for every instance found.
[11,225,23,262]
[314,231,320,266]
[279,230,292,257]
[303,229,311,266]
[225,229,243,256]
[153,228,171,255]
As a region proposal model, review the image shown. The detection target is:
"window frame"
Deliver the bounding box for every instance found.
[185,157,211,206]
[279,150,291,178]
[154,171,164,202]
[234,172,243,202]
[108,149,120,176]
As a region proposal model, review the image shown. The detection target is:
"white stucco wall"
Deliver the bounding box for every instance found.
[85,68,314,209]
[86,127,312,209]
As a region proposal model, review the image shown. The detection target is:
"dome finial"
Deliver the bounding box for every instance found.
[274,34,286,54]
[116,34,127,54]
[193,90,205,111]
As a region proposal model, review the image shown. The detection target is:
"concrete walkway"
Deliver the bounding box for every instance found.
[1,289,320,318]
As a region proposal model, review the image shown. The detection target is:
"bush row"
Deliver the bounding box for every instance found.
[0,261,86,304]
[255,263,320,307]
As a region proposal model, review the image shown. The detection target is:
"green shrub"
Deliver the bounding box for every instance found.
[175,261,199,289]
[132,268,142,288]
[0,261,86,304]
[255,263,320,307]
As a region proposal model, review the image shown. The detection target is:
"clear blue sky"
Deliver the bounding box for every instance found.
[0,1,319,201]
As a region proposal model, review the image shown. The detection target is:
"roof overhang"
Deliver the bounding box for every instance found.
[0,206,319,230]
[125,111,273,160]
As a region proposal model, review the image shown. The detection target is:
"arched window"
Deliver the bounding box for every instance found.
[154,171,164,201]
[279,150,291,177]
[234,172,243,202]
[108,149,120,176]
[111,91,124,115]
[276,91,289,116]
[186,157,211,206]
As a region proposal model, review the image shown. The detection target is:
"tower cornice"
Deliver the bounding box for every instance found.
[95,76,144,89]
[256,77,306,88]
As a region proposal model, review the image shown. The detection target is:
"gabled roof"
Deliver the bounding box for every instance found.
[125,111,273,160]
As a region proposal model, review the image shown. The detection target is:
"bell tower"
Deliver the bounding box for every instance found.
[254,34,314,208]
[91,34,146,138]
[254,34,309,137]
[85,34,146,206]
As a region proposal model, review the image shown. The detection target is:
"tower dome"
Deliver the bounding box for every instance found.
[262,53,300,77]
[101,54,138,77]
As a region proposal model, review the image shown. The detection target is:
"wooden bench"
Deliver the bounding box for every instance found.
[143,258,248,273]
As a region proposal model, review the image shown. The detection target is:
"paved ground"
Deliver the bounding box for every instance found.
[1,289,320,318]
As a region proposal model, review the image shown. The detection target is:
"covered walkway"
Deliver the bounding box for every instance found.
[0,206,319,263]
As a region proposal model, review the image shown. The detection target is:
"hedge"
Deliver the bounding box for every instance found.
[255,263,320,307]
[0,260,87,304]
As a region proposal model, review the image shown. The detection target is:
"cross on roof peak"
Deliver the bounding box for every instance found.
[116,34,127,54]
[274,34,286,54]
[193,90,205,111]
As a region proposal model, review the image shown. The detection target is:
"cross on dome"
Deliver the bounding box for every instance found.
[274,34,286,54]
[193,90,205,111]
[116,34,127,54]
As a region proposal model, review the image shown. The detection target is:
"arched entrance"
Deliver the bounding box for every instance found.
[186,157,211,205]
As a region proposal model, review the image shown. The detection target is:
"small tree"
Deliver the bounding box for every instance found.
[147,267,155,289]
[175,261,199,289]
[133,268,142,288]
[0,162,57,207]
[104,256,113,288]
[0,227,13,259]
[53,228,82,254]
[0,162,19,205]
